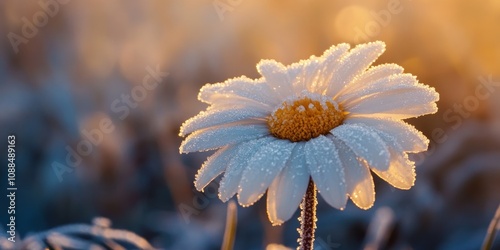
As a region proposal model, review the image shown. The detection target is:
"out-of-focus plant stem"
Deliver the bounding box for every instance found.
[363,207,395,250]
[221,201,238,250]
[482,204,500,250]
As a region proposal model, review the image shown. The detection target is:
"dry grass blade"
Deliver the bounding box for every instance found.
[363,207,395,250]
[221,200,238,250]
[482,204,500,250]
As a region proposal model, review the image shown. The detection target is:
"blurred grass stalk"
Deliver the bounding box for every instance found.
[221,201,238,250]
[363,207,395,250]
[482,204,500,250]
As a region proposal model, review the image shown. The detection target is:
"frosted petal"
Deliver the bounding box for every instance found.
[267,143,309,225]
[180,108,267,136]
[208,96,272,113]
[371,130,401,151]
[337,63,404,97]
[345,117,429,152]
[321,43,351,59]
[238,139,294,206]
[339,74,418,108]
[369,134,416,189]
[348,85,439,119]
[305,135,347,209]
[331,124,390,171]
[257,60,295,98]
[218,137,274,202]
[285,44,350,94]
[330,136,375,209]
[326,41,386,98]
[289,56,324,93]
[180,124,269,153]
[198,76,280,107]
[313,43,351,93]
[194,145,239,191]
[353,63,404,86]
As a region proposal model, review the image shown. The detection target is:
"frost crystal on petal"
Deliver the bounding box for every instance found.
[326,41,386,98]
[199,76,280,107]
[331,124,390,171]
[345,117,429,153]
[338,74,418,107]
[219,137,274,202]
[330,136,375,209]
[237,139,294,206]
[180,124,269,153]
[257,59,295,98]
[180,108,267,136]
[348,85,439,119]
[267,142,309,225]
[194,145,240,191]
[305,136,347,209]
[368,130,416,189]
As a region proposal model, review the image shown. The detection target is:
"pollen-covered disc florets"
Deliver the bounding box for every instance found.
[267,94,345,142]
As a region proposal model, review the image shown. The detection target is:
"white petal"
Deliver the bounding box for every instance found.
[198,76,280,107]
[345,117,429,152]
[180,108,267,136]
[305,135,347,209]
[321,43,351,60]
[194,145,239,191]
[267,143,309,225]
[330,136,375,209]
[317,44,351,91]
[312,43,351,93]
[289,56,324,93]
[371,129,402,151]
[180,124,269,153]
[238,139,294,206]
[370,135,416,189]
[337,63,404,97]
[353,63,404,85]
[219,137,274,202]
[331,124,390,171]
[339,74,418,108]
[209,96,272,113]
[257,60,295,98]
[348,85,439,119]
[325,41,386,98]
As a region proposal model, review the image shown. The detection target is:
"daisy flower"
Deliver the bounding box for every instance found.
[179,41,439,226]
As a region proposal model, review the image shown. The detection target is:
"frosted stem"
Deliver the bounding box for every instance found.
[298,178,317,250]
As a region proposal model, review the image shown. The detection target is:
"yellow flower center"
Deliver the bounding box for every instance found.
[267,97,346,142]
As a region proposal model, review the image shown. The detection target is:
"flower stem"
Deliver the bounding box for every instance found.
[298,178,317,250]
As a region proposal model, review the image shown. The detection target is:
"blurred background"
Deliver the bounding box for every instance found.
[0,0,499,249]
